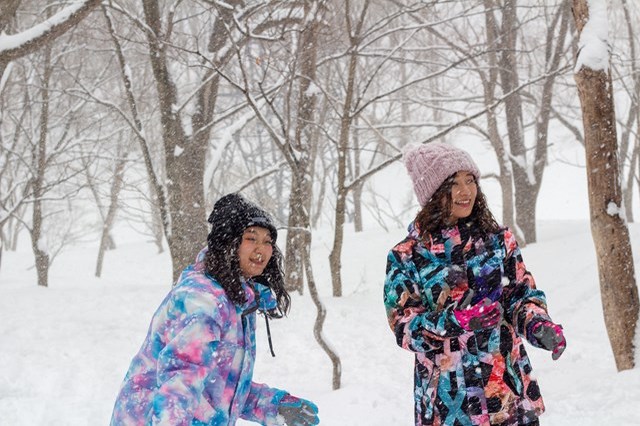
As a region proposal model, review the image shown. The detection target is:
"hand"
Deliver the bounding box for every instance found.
[454,298,502,331]
[277,394,319,426]
[532,321,566,360]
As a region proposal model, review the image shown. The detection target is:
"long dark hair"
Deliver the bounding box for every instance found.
[415,173,500,240]
[204,236,291,319]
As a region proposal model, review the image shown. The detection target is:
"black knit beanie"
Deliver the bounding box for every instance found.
[207,193,277,252]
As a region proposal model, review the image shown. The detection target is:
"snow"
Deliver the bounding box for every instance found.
[575,0,610,73]
[1,219,639,425]
[0,1,93,53]
[607,201,625,219]
[0,62,13,92]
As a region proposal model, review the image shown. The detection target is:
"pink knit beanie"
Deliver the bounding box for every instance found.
[403,142,481,206]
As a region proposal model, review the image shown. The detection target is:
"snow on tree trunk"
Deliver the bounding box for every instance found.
[572,0,639,371]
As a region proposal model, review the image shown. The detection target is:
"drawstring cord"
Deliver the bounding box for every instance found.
[263,313,276,357]
[243,281,276,357]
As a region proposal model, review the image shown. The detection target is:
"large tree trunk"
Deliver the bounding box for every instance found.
[572,0,639,372]
[142,0,207,280]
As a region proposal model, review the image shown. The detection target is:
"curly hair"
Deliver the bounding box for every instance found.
[415,173,500,240]
[204,236,291,319]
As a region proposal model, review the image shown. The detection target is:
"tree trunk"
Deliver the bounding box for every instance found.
[142,0,207,280]
[498,0,533,243]
[31,45,52,287]
[284,4,320,294]
[482,1,516,230]
[95,154,127,277]
[620,0,638,223]
[352,116,363,233]
[572,0,639,372]
[303,230,341,390]
[329,0,367,297]
[624,146,638,223]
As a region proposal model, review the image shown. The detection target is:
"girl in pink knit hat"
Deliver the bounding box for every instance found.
[383,143,565,426]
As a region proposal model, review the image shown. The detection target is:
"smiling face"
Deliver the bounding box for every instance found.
[237,226,274,278]
[448,171,477,224]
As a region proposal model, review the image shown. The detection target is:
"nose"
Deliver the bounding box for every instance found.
[456,183,471,196]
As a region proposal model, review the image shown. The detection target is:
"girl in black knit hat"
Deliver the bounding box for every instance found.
[111,193,319,426]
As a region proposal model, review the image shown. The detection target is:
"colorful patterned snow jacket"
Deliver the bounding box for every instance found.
[110,249,287,426]
[384,221,554,426]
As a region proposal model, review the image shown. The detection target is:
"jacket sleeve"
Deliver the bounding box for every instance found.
[501,228,553,345]
[152,289,223,426]
[240,384,287,425]
[383,247,464,353]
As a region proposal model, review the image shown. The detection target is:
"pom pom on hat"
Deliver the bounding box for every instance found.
[207,193,277,252]
[403,142,480,206]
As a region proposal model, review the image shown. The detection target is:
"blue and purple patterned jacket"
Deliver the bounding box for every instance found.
[110,249,287,425]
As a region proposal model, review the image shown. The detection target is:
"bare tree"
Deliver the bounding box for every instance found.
[572,0,639,371]
[218,0,343,388]
[0,0,102,80]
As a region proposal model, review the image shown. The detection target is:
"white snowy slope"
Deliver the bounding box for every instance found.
[0,219,638,425]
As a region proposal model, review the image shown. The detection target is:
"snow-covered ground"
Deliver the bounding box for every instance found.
[1,219,639,425]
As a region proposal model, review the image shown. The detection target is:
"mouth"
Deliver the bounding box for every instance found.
[454,200,472,207]
[250,255,266,267]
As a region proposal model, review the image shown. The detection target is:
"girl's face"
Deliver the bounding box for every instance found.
[238,226,274,278]
[448,171,477,224]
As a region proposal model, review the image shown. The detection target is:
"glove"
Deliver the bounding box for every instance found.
[277,394,319,426]
[453,298,502,331]
[532,321,566,360]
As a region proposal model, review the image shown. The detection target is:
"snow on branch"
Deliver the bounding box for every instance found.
[0,0,101,63]
[575,0,610,73]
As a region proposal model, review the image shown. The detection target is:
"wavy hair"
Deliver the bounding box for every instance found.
[204,236,291,319]
[415,173,500,240]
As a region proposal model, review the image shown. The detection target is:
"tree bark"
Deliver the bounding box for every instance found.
[620,0,639,223]
[30,45,52,287]
[303,231,341,390]
[497,0,532,243]
[482,0,515,230]
[572,0,639,372]
[329,0,368,297]
[284,3,320,294]
[95,152,127,277]
[142,0,208,280]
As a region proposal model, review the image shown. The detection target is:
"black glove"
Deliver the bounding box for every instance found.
[277,394,319,426]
